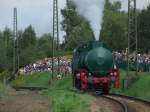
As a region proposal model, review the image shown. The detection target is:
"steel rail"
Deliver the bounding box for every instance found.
[102,95,128,112]
[12,86,48,91]
[109,93,150,106]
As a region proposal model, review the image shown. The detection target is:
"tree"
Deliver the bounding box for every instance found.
[22,25,36,48]
[0,41,7,72]
[138,5,150,52]
[100,0,128,51]
[0,28,13,72]
[37,33,54,57]
[61,0,94,50]
[0,25,55,75]
[3,27,12,48]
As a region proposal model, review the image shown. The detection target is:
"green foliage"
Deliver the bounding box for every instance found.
[21,25,36,48]
[18,25,43,67]
[0,25,55,78]
[65,21,94,50]
[113,70,150,100]
[37,33,54,57]
[3,27,12,49]
[48,76,92,112]
[0,83,8,100]
[19,46,43,67]
[122,73,150,100]
[0,42,7,72]
[50,90,91,112]
[101,0,150,52]
[0,70,11,81]
[100,0,128,50]
[61,0,94,50]
[138,5,150,52]
[11,72,51,87]
[49,76,73,90]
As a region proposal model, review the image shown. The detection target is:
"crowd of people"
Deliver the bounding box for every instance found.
[19,56,72,75]
[20,51,150,75]
[113,51,150,72]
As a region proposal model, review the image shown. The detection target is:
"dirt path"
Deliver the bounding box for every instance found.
[0,89,51,112]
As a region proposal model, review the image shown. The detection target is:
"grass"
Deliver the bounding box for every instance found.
[11,72,51,88]
[0,83,11,112]
[118,69,127,80]
[0,83,8,100]
[112,70,150,100]
[0,109,6,112]
[46,76,93,112]
[49,90,92,112]
[0,83,5,99]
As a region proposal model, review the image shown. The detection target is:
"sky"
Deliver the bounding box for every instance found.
[0,0,150,42]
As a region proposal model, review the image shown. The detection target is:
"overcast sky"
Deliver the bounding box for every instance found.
[0,0,150,42]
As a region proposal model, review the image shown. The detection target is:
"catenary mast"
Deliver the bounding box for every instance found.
[127,0,138,77]
[52,0,60,79]
[13,8,19,78]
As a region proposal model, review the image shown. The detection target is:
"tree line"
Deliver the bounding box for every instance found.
[0,25,54,79]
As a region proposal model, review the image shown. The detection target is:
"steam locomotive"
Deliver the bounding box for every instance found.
[72,41,120,94]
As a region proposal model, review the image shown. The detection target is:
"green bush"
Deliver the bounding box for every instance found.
[0,83,7,100]
[0,70,11,82]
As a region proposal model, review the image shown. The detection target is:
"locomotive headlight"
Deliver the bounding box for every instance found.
[88,73,92,76]
[110,72,113,76]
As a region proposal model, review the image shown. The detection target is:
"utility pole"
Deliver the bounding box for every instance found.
[52,0,60,79]
[13,8,19,78]
[127,0,138,77]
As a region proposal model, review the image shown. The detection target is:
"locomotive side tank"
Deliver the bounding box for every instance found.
[85,42,113,76]
[72,41,120,94]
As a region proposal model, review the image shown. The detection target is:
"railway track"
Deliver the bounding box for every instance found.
[89,91,150,112]
[12,86,48,91]
[101,95,128,112]
[103,93,150,112]
[109,93,150,105]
